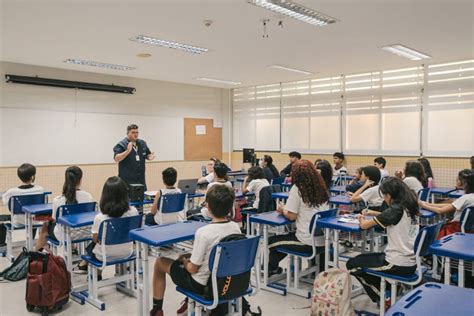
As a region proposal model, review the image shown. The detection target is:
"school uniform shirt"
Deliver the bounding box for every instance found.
[374,204,419,267]
[91,206,139,261]
[379,169,389,179]
[452,193,474,222]
[360,185,384,208]
[113,138,151,188]
[263,167,276,182]
[332,166,348,180]
[2,184,44,225]
[285,185,330,247]
[190,221,241,285]
[247,179,270,208]
[204,172,215,184]
[154,188,184,225]
[403,177,424,195]
[201,181,233,219]
[52,190,94,241]
[280,163,292,177]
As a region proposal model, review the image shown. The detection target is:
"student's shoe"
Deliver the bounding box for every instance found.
[73,263,88,274]
[268,267,283,277]
[176,297,188,315]
[149,308,164,316]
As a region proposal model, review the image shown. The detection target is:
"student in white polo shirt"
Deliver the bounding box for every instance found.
[347,177,419,306]
[242,166,270,209]
[350,166,384,211]
[197,157,220,184]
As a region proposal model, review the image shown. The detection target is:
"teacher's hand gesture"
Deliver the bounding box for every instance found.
[147,152,156,160]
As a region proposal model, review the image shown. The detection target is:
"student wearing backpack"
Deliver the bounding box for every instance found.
[268,160,330,275]
[346,177,419,305]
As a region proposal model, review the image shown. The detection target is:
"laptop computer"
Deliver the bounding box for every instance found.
[178,179,198,195]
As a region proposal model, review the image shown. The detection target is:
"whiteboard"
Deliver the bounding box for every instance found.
[0,108,184,166]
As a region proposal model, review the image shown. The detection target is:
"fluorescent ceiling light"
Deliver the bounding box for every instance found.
[63,59,135,71]
[248,0,337,26]
[195,77,242,85]
[130,35,208,54]
[381,44,431,61]
[269,64,314,75]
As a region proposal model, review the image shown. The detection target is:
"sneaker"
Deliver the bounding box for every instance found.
[268,267,283,277]
[149,308,164,316]
[176,298,188,315]
[73,263,88,274]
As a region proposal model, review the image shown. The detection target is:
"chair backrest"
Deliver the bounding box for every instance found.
[208,236,260,278]
[257,184,282,213]
[8,193,48,214]
[418,188,431,202]
[271,177,285,186]
[414,222,442,257]
[158,193,188,214]
[309,208,339,236]
[460,206,474,233]
[98,214,143,245]
[56,201,97,220]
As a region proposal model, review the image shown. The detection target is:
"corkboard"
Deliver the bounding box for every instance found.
[184,118,222,161]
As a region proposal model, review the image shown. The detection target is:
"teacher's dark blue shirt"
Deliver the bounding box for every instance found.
[113,138,151,189]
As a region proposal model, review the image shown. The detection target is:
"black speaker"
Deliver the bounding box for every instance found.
[129,183,145,202]
[243,148,255,164]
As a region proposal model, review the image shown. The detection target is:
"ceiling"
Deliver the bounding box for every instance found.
[1,0,473,88]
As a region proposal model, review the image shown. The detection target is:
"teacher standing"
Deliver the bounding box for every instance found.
[113,124,155,190]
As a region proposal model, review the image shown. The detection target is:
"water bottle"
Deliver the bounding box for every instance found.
[428,177,433,189]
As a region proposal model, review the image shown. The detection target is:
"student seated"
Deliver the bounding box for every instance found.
[36,166,93,250]
[2,163,44,226]
[399,161,426,194]
[197,157,220,184]
[346,167,364,193]
[147,167,182,225]
[417,157,434,187]
[200,162,233,219]
[419,169,474,237]
[279,151,301,178]
[261,155,279,182]
[374,156,389,179]
[149,185,241,316]
[347,177,419,306]
[332,152,347,180]
[75,176,138,273]
[350,166,384,211]
[268,160,330,275]
[242,166,270,209]
[315,159,333,191]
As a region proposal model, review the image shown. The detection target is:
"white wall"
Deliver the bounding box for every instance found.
[0,61,232,166]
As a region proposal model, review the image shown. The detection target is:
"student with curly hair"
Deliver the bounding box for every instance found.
[268,160,330,275]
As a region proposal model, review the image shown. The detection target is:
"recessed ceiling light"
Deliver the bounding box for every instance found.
[195,77,242,85]
[63,59,135,71]
[130,35,208,54]
[136,53,152,58]
[381,44,431,61]
[248,0,337,27]
[269,64,314,75]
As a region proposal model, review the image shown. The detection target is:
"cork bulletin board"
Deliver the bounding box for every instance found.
[184,118,222,161]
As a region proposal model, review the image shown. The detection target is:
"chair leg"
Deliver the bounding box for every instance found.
[84,265,106,311]
[380,278,386,316]
[6,228,14,261]
[390,281,397,305]
[187,298,194,316]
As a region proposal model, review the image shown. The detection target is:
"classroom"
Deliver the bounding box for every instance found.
[0,1,473,315]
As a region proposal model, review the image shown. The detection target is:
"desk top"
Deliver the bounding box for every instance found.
[419,209,436,218]
[430,187,455,195]
[429,232,474,261]
[129,200,154,207]
[448,190,465,198]
[329,195,353,205]
[330,185,347,193]
[271,192,289,200]
[386,282,474,316]
[235,191,254,199]
[228,171,247,177]
[57,212,97,228]
[22,203,53,215]
[129,221,208,247]
[317,216,364,232]
[249,211,292,226]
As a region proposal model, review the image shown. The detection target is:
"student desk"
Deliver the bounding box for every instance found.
[22,203,53,250]
[335,175,355,185]
[235,191,254,199]
[129,221,208,316]
[429,233,474,287]
[448,190,465,199]
[228,171,247,177]
[430,187,455,203]
[144,191,205,209]
[250,211,293,295]
[419,209,438,225]
[330,185,347,195]
[271,192,289,204]
[317,216,374,270]
[386,282,474,316]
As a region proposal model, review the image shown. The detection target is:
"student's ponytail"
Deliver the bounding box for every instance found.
[63,166,83,204]
[379,177,419,220]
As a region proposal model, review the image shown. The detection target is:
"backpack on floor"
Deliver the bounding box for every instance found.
[25,249,71,315]
[0,247,29,281]
[311,268,354,316]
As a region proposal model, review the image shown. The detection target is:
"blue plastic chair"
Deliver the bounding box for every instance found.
[275,208,338,297]
[176,236,261,314]
[363,222,442,315]
[153,193,188,225]
[5,193,49,260]
[271,177,285,186]
[80,214,143,311]
[460,206,473,233]
[418,187,431,202]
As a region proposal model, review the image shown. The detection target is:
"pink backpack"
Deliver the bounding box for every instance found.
[311,268,354,316]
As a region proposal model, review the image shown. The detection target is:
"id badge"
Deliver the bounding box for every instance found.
[136,155,140,161]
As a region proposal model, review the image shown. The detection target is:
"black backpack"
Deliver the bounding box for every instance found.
[0,247,29,281]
